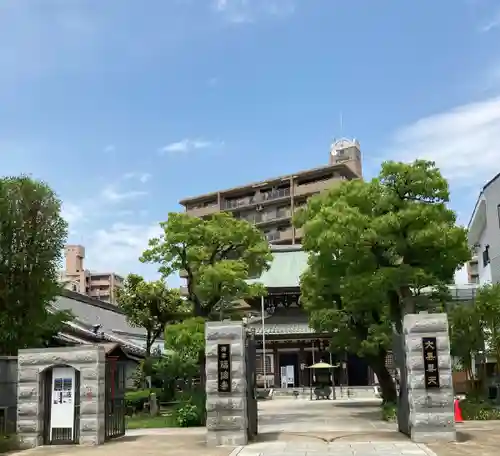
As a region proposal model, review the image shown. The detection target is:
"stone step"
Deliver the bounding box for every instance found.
[262,386,380,400]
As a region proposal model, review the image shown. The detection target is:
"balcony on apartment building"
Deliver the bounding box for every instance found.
[294,176,344,197]
[185,199,219,217]
[238,206,293,226]
[223,187,291,211]
[264,227,303,244]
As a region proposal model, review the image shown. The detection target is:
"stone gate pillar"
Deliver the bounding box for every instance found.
[400,313,456,443]
[205,321,248,447]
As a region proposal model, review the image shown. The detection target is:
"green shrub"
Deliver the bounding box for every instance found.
[381,402,397,422]
[125,388,162,415]
[459,396,500,420]
[0,434,20,453]
[175,403,200,427]
[173,389,206,427]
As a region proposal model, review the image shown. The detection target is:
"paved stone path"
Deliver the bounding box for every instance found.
[257,398,395,434]
[233,441,437,455]
[232,399,437,455]
[14,400,500,455]
[9,434,232,456]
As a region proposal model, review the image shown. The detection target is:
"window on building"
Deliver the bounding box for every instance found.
[483,245,490,267]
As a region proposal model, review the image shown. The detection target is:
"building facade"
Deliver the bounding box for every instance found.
[179,139,363,244]
[245,245,377,389]
[468,173,500,285]
[60,245,124,305]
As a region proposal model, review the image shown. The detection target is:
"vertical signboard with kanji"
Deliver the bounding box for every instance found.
[218,344,232,393]
[422,337,440,389]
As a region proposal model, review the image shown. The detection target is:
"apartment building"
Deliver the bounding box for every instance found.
[468,172,500,285]
[60,245,124,304]
[179,139,362,244]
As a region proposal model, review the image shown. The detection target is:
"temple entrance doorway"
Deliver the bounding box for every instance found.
[278,352,299,387]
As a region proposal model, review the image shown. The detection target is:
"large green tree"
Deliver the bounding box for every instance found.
[141,212,271,318]
[295,160,470,400]
[116,274,187,356]
[0,175,70,354]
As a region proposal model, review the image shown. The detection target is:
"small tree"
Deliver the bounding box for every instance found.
[448,303,484,384]
[475,283,500,377]
[0,175,70,354]
[141,212,271,318]
[116,274,186,356]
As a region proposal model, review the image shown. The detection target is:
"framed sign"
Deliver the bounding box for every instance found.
[422,337,440,389]
[217,344,231,393]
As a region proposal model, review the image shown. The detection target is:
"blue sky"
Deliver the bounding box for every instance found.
[1,0,500,284]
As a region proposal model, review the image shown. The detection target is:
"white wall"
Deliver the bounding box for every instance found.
[454,266,468,285]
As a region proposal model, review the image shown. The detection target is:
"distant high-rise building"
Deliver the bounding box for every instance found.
[179,138,363,245]
[59,245,124,304]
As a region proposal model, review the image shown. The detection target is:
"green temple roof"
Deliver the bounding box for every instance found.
[247,245,308,289]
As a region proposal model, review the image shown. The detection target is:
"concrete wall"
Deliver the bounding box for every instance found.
[401,313,456,443]
[205,322,248,447]
[0,357,18,433]
[17,346,106,447]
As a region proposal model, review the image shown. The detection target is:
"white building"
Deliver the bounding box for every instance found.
[468,173,500,285]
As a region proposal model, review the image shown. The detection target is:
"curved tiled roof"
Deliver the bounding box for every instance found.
[54,294,145,336]
[247,245,307,289]
[251,322,314,335]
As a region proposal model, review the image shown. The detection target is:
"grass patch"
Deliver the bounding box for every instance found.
[0,434,20,453]
[126,413,177,429]
[381,402,397,422]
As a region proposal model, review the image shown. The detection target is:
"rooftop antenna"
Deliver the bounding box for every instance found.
[339,111,344,137]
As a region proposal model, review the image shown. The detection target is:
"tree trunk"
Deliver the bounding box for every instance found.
[367,353,398,403]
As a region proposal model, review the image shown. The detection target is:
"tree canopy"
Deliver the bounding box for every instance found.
[296,159,470,332]
[0,175,70,354]
[295,160,470,402]
[116,273,186,356]
[141,212,272,318]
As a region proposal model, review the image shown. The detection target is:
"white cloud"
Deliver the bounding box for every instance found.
[101,185,148,202]
[160,138,222,154]
[213,0,295,24]
[123,172,152,183]
[84,222,163,278]
[388,96,500,189]
[480,8,500,33]
[61,202,86,225]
